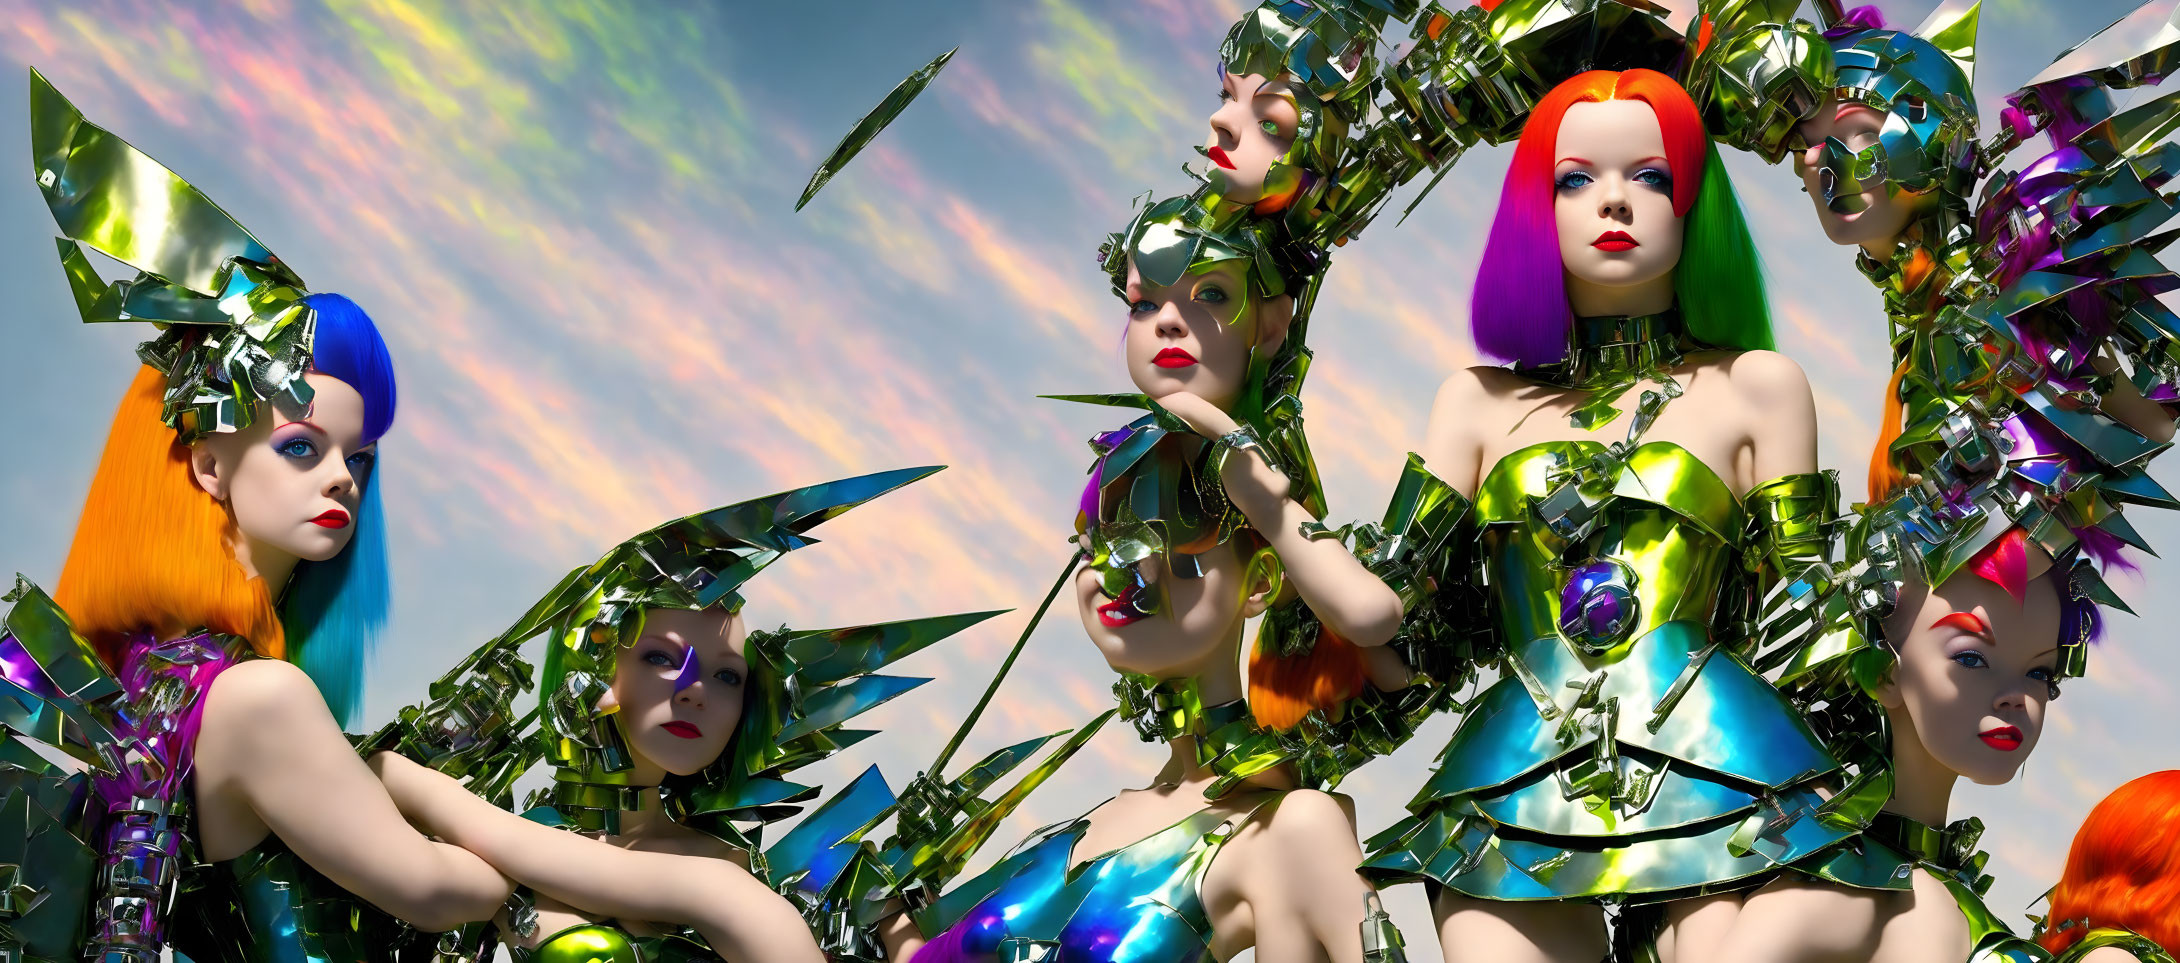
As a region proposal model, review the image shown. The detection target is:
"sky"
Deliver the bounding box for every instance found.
[0,0,2174,956]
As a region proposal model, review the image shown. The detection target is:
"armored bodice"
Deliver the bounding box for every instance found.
[1364,438,1850,902]
[917,794,1282,963]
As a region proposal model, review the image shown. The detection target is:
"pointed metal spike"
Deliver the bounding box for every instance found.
[775,675,932,743]
[950,730,1069,796]
[29,67,276,297]
[796,47,956,211]
[774,609,1009,686]
[764,765,896,895]
[1915,1,1981,87]
[2024,0,2180,90]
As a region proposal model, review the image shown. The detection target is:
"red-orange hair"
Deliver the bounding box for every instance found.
[1248,625,1366,731]
[54,366,282,667]
[2041,770,2180,955]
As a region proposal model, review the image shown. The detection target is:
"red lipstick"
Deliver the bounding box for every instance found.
[1592,231,1638,252]
[1979,725,2023,751]
[1097,582,1148,628]
[1151,346,1203,368]
[310,509,351,529]
[661,721,703,740]
[1208,145,1237,170]
[1153,347,1197,369]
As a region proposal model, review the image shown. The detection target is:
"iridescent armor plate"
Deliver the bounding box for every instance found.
[1365,441,1850,902]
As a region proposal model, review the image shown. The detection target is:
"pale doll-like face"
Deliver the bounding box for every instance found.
[1553,99,1686,305]
[1205,70,1300,205]
[1076,539,1273,679]
[606,607,749,781]
[1881,567,2064,786]
[1793,98,1922,251]
[1124,255,1290,412]
[191,372,375,567]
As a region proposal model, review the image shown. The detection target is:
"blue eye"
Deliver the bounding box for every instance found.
[345,449,375,474]
[2029,667,2061,699]
[1950,651,1989,669]
[715,668,743,686]
[276,437,318,459]
[1634,168,1673,192]
[642,650,675,668]
[1555,171,1594,191]
[1130,299,1158,316]
[1195,287,1229,305]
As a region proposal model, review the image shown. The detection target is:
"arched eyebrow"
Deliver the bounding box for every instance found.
[1932,611,1992,638]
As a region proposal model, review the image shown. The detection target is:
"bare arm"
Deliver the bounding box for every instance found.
[369,752,823,963]
[1156,391,1405,647]
[1223,791,1375,963]
[1424,368,1493,499]
[194,659,514,932]
[878,908,925,961]
[1733,350,1820,488]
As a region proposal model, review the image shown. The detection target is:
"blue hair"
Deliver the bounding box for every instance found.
[280,292,397,727]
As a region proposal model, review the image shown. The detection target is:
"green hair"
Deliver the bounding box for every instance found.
[1676,145,1774,352]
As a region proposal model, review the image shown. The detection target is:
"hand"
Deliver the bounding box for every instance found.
[1153,390,1239,440]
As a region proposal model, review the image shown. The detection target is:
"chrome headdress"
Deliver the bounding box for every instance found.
[29,68,319,443]
[1814,4,1983,213]
[430,467,1004,847]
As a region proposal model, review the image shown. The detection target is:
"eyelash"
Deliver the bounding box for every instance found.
[1555,171,1593,191]
[275,436,318,459]
[1195,287,1228,305]
[1950,652,2064,699]
[1131,299,1158,315]
[715,669,743,686]
[1634,168,1672,191]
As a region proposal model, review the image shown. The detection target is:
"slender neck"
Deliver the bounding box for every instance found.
[1142,626,1246,790]
[1567,269,1676,319]
[228,530,299,599]
[612,785,671,838]
[1883,704,1959,827]
[1561,309,1686,389]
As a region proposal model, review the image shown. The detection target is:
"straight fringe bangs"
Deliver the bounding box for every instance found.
[1471,69,1765,365]
[55,366,283,665]
[2041,770,2180,955]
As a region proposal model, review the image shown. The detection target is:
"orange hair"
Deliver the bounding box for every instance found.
[54,366,282,667]
[2041,770,2180,955]
[1868,359,1912,502]
[1248,626,1367,731]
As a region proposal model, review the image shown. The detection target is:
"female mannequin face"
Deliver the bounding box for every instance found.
[1553,99,1685,316]
[1075,540,1275,680]
[1792,97,1922,253]
[1123,255,1291,412]
[606,607,749,782]
[1880,566,2064,786]
[190,372,374,570]
[1205,70,1300,205]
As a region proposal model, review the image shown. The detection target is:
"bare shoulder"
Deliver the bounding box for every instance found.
[203,658,333,727]
[1240,790,1359,857]
[1716,349,1813,402]
[1437,364,1525,400]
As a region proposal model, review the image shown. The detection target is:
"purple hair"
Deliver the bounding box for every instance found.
[1471,150,1574,366]
[1823,5,1890,39]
